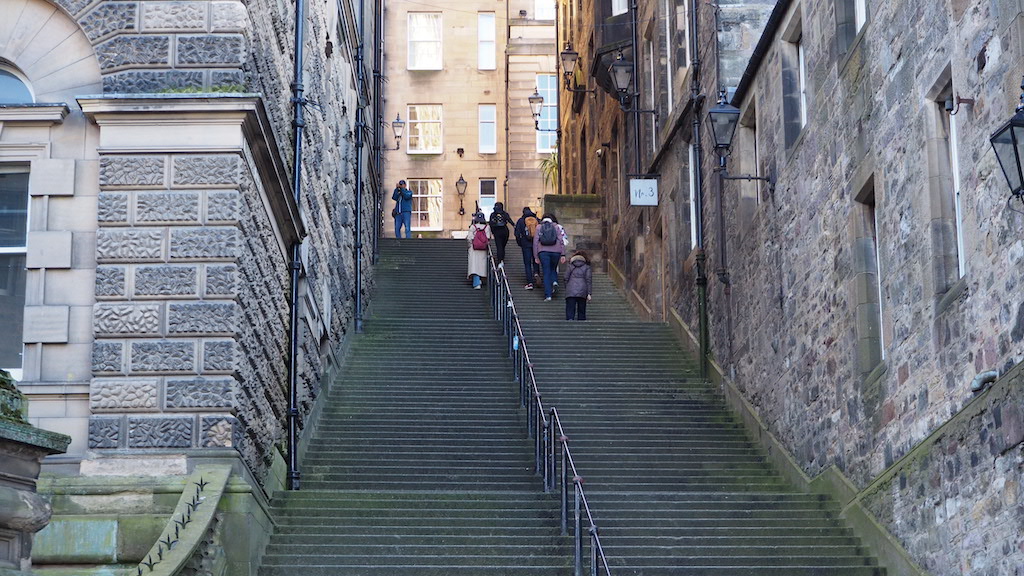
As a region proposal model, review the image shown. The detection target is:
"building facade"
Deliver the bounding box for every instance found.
[1,0,381,570]
[381,0,555,238]
[556,0,1024,574]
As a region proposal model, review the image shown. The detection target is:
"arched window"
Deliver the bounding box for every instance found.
[0,66,34,104]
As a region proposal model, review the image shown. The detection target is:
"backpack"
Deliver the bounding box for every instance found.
[490,212,508,228]
[524,216,539,240]
[471,226,489,250]
[538,221,558,246]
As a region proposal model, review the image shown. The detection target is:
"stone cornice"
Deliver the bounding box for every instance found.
[76,94,304,245]
[0,103,70,124]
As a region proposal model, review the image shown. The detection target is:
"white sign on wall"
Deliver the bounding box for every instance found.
[629,178,658,206]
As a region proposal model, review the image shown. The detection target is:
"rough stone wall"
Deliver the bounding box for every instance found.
[709,0,1024,572]
[860,364,1024,576]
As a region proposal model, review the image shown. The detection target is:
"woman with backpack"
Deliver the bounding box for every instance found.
[514,207,539,290]
[467,212,492,290]
[488,202,513,268]
[532,213,566,301]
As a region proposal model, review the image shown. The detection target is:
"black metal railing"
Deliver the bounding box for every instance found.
[486,252,612,576]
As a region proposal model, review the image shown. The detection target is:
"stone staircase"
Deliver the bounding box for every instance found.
[505,257,885,575]
[257,238,570,576]
[258,239,884,576]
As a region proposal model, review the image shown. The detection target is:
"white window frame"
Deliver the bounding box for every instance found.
[647,39,656,149]
[536,74,558,152]
[479,104,497,153]
[478,13,496,70]
[948,111,966,278]
[408,178,444,231]
[535,0,555,20]
[0,165,30,378]
[688,143,698,248]
[869,202,885,359]
[854,0,867,31]
[406,104,443,154]
[612,0,627,16]
[407,12,443,70]
[479,179,497,217]
[663,0,673,113]
[797,36,808,128]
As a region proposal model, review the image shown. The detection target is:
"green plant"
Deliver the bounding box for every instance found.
[538,147,559,190]
[0,368,25,422]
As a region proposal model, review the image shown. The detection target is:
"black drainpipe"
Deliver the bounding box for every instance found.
[372,0,384,264]
[354,0,367,333]
[286,0,307,491]
[690,0,709,380]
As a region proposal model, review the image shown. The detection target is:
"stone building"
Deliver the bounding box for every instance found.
[1,0,381,570]
[557,0,1024,574]
[381,0,555,237]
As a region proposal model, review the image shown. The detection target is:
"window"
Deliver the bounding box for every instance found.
[478,13,496,70]
[0,68,33,104]
[836,0,868,56]
[408,13,442,70]
[407,105,442,153]
[675,0,690,68]
[797,38,808,128]
[662,0,674,114]
[479,105,496,153]
[479,179,497,217]
[647,39,657,151]
[612,0,627,16]
[781,14,806,148]
[737,103,760,229]
[688,143,698,249]
[536,75,557,152]
[408,179,443,230]
[853,179,884,375]
[0,167,29,375]
[934,81,966,280]
[535,0,555,20]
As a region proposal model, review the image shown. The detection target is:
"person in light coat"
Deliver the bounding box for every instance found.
[467,212,491,289]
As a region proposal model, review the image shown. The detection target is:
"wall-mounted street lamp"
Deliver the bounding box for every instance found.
[608,50,657,116]
[706,91,774,191]
[456,174,468,216]
[559,43,596,94]
[529,91,558,132]
[990,76,1024,215]
[389,113,406,150]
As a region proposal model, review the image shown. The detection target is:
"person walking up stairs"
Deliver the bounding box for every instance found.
[258,238,570,576]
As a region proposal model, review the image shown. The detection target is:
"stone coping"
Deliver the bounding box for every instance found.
[0,421,71,455]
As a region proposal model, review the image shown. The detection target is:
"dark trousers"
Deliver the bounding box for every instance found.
[566,297,587,320]
[493,227,510,263]
[520,244,537,283]
[539,251,560,298]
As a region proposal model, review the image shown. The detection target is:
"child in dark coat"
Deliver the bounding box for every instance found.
[564,251,592,320]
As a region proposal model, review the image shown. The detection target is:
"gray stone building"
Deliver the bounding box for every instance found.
[556,0,1024,574]
[0,0,381,570]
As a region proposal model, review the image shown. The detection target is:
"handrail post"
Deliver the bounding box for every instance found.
[560,444,569,535]
[589,526,598,576]
[574,481,583,576]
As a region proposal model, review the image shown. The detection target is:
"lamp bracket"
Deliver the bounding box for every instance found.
[721,169,775,192]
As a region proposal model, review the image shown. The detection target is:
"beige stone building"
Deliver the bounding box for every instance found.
[382,0,555,238]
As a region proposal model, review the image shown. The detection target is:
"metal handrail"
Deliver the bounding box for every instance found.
[485,250,613,576]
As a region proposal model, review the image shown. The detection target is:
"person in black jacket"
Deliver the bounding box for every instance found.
[514,207,539,289]
[488,202,513,267]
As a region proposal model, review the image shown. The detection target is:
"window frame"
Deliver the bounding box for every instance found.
[407,12,443,71]
[535,74,558,152]
[478,13,496,70]
[0,165,30,377]
[688,143,698,249]
[478,104,497,154]
[406,104,443,154]
[407,178,444,231]
[612,0,627,16]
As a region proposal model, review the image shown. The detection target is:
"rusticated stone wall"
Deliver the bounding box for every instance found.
[89,154,266,465]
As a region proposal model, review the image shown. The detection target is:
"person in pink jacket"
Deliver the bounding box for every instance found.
[532,214,566,301]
